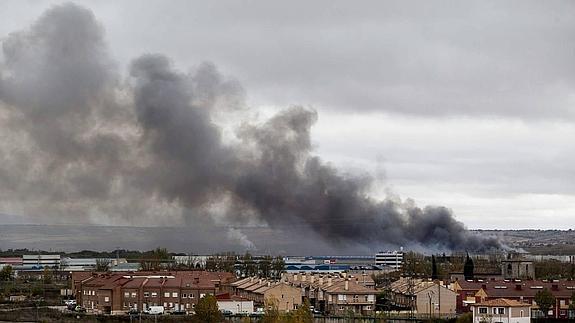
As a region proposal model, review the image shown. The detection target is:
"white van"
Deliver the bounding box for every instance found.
[144,306,164,315]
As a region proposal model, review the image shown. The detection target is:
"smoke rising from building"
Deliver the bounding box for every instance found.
[0,4,500,251]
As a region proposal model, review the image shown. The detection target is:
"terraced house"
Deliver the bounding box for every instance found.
[73,271,234,314]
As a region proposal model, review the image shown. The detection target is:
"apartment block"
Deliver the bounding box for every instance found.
[73,271,234,314]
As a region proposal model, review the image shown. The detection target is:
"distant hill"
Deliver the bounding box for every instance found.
[473,229,575,255]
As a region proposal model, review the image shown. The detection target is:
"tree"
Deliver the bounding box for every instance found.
[456,312,473,323]
[259,255,272,278]
[0,266,13,281]
[292,298,313,323]
[376,288,394,313]
[431,255,438,280]
[261,297,281,323]
[271,256,285,280]
[140,247,172,271]
[240,252,257,277]
[42,267,53,284]
[95,258,110,272]
[193,294,222,323]
[464,253,474,280]
[569,292,575,310]
[534,288,555,317]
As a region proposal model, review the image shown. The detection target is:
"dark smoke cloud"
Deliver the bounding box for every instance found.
[0,3,500,252]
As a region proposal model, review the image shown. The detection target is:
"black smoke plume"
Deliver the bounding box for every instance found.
[0,3,500,251]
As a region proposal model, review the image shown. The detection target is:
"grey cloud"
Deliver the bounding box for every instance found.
[0,3,502,252]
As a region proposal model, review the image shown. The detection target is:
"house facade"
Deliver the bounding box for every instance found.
[453,279,575,319]
[323,279,376,316]
[73,271,234,314]
[471,298,530,323]
[390,278,457,316]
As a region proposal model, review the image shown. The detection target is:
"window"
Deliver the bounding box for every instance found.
[164,292,170,298]
[520,310,524,317]
[151,292,157,297]
[339,306,345,311]
[131,292,137,298]
[172,292,178,298]
[479,307,487,314]
[182,293,187,298]
[365,305,372,310]
[338,294,347,301]
[189,293,195,298]
[124,292,130,297]
[498,308,505,314]
[186,303,189,308]
[104,296,109,302]
[144,292,149,297]
[164,302,167,307]
[200,293,206,298]
[169,302,173,307]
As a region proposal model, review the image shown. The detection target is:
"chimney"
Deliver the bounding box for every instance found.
[310,275,315,283]
[319,277,324,285]
[344,279,349,291]
[328,277,332,286]
[294,274,298,282]
[515,284,522,291]
[302,274,306,282]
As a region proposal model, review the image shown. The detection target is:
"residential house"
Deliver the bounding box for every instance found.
[323,279,377,316]
[471,298,530,323]
[389,278,457,316]
[452,279,575,319]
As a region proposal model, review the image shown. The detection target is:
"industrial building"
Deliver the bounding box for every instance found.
[375,250,403,270]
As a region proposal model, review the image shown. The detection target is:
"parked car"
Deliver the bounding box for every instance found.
[74,306,86,313]
[220,309,233,316]
[63,299,76,306]
[170,310,186,315]
[143,306,164,315]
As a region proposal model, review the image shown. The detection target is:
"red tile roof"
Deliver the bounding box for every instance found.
[457,280,575,298]
[475,298,530,307]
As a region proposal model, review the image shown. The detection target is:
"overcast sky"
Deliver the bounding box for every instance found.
[1,0,574,230]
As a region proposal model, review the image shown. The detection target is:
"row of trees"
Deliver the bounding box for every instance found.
[234,253,285,279]
[87,248,287,276]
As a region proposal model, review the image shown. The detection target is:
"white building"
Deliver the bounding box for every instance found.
[375,250,403,270]
[471,298,530,323]
[22,254,61,269]
[216,295,254,314]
